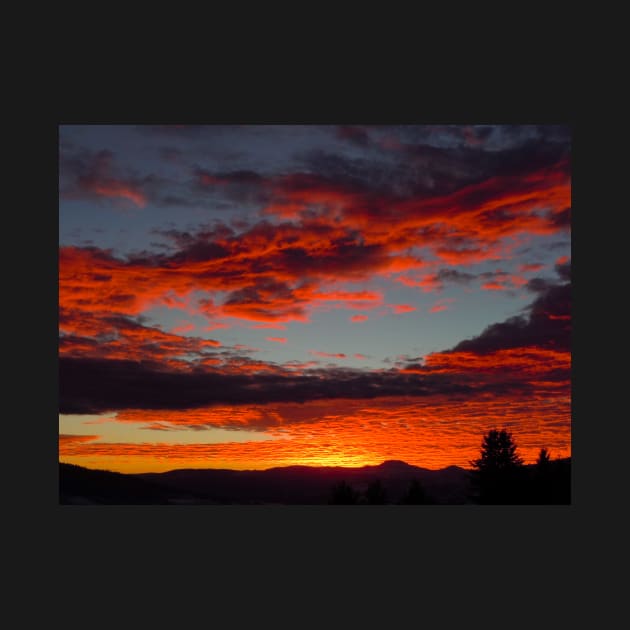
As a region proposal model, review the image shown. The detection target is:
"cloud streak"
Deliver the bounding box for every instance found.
[60,149,149,207]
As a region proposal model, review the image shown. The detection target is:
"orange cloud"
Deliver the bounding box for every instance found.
[59,390,570,473]
[59,434,100,445]
[350,314,368,323]
[266,336,287,344]
[419,347,570,376]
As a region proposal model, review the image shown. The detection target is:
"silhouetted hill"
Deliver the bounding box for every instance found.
[59,463,204,504]
[59,458,571,505]
[60,460,471,504]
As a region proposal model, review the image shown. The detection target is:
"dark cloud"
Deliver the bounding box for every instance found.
[60,146,206,211]
[437,269,477,284]
[526,277,554,294]
[158,147,183,163]
[298,151,425,197]
[555,259,570,282]
[134,125,221,137]
[60,146,216,210]
[549,206,571,229]
[222,279,308,322]
[524,257,570,293]
[478,270,508,280]
[196,169,264,186]
[299,132,570,202]
[59,355,535,416]
[335,126,371,147]
[60,148,152,207]
[451,281,570,355]
[194,168,270,206]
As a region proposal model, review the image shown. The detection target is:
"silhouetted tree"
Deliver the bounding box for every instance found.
[365,479,387,504]
[536,448,551,469]
[329,480,359,504]
[470,429,526,504]
[399,479,432,504]
[534,447,553,503]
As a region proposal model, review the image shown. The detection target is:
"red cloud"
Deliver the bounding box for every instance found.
[204,322,231,331]
[390,304,417,314]
[416,274,444,293]
[309,350,347,359]
[519,263,545,273]
[420,347,570,376]
[354,353,368,360]
[556,255,569,265]
[59,308,221,365]
[266,336,287,344]
[171,321,195,335]
[398,274,443,292]
[350,314,368,323]
[223,302,308,323]
[89,181,147,207]
[60,155,569,327]
[310,290,384,310]
[67,150,149,208]
[481,281,508,291]
[510,275,528,287]
[430,298,455,313]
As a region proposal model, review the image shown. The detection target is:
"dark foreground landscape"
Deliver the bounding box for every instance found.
[59,457,571,505]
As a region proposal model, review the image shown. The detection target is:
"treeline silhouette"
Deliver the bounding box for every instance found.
[329,478,435,504]
[469,429,570,504]
[327,429,570,505]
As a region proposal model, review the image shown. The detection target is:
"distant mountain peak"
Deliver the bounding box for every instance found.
[378,459,414,469]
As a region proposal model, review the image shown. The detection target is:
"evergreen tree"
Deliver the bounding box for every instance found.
[536,448,551,469]
[470,429,525,504]
[534,447,552,503]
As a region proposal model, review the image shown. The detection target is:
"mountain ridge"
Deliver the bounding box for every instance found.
[59,457,570,505]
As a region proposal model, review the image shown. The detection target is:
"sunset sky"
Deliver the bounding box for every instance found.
[59,124,571,473]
